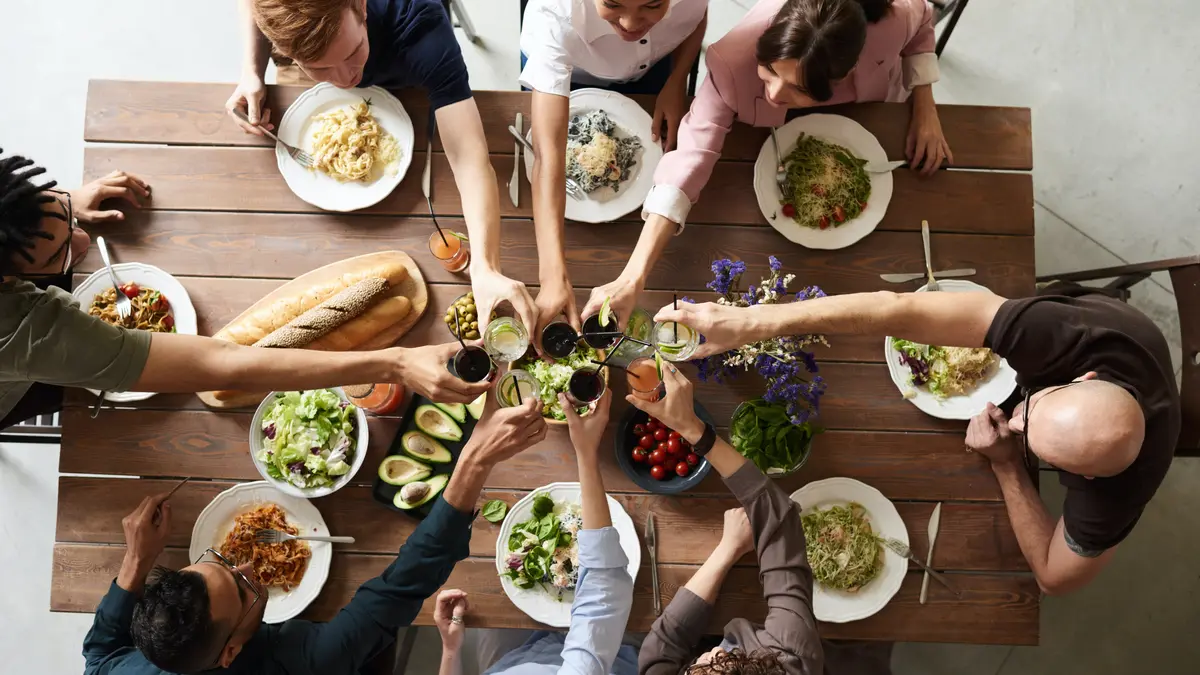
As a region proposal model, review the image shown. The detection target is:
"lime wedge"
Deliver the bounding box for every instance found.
[599,296,613,328]
[654,352,664,379]
[451,231,469,242]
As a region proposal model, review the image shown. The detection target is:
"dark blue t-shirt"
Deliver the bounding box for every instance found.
[361,0,472,110]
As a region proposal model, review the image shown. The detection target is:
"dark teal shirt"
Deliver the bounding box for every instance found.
[82,497,473,674]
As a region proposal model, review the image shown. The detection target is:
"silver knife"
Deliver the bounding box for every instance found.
[920,502,942,604]
[865,160,906,174]
[509,112,522,207]
[647,512,661,616]
[878,268,977,284]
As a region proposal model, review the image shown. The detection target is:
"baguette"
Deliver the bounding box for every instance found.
[307,295,412,351]
[253,278,390,348]
[218,260,409,345]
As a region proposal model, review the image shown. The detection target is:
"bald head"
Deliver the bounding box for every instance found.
[1025,379,1144,477]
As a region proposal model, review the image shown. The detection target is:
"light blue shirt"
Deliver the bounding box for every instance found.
[484,527,636,675]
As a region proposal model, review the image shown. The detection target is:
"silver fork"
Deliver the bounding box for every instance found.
[232,108,314,169]
[96,236,131,321]
[254,529,356,545]
[507,125,584,201]
[770,127,789,198]
[921,220,940,292]
[879,537,961,598]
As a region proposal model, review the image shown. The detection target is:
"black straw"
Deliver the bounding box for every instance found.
[673,293,678,342]
[592,358,625,371]
[452,308,468,350]
[429,198,449,248]
[596,336,625,369]
[515,373,523,404]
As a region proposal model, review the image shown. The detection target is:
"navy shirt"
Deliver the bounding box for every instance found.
[81,497,474,675]
[361,0,473,111]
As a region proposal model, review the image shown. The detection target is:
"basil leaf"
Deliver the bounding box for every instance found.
[481,499,508,523]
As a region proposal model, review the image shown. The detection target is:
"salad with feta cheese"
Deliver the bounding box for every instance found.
[501,493,582,599]
[257,389,358,489]
[891,339,999,399]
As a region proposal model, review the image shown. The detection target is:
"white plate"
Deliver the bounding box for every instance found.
[249,388,369,499]
[524,88,663,224]
[790,477,907,623]
[189,481,332,624]
[753,114,894,249]
[71,262,198,403]
[276,83,415,212]
[495,482,641,627]
[884,279,1019,420]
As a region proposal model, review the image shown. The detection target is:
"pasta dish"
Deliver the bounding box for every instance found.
[218,504,310,592]
[88,283,175,332]
[309,100,400,182]
[566,110,641,194]
[779,135,871,230]
[892,339,999,398]
[802,503,883,592]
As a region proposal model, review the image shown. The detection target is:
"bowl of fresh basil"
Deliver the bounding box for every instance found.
[730,399,817,477]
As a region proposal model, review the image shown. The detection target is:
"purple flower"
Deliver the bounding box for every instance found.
[768,256,783,272]
[796,285,827,301]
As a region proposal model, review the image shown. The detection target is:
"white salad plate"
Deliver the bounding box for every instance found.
[753,113,894,250]
[72,262,197,403]
[276,82,414,212]
[884,279,1019,420]
[190,481,332,624]
[495,481,641,627]
[249,388,369,499]
[524,88,663,224]
[790,477,907,623]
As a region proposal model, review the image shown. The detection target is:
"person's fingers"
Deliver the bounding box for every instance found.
[526,421,548,446]
[911,137,927,173]
[132,495,153,520]
[245,91,261,125]
[651,106,664,143]
[593,389,612,419]
[99,185,141,207]
[514,298,539,359]
[108,174,152,199]
[662,362,688,390]
[558,393,579,422]
[690,342,722,360]
[923,144,942,177]
[905,127,916,161]
[666,114,679,152]
[157,502,172,531]
[625,393,660,417]
[261,107,274,132]
[563,293,582,332]
[942,140,954,167]
[82,209,125,222]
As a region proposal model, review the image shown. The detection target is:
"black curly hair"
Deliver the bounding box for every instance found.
[688,648,786,675]
[131,566,223,674]
[0,148,64,276]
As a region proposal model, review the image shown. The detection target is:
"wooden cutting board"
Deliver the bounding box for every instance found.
[197,251,428,409]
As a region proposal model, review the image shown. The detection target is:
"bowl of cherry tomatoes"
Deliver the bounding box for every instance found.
[614,403,715,494]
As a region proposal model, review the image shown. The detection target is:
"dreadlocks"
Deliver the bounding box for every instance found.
[0,148,62,275]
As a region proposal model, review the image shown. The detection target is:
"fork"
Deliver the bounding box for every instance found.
[254,529,356,545]
[769,127,789,197]
[506,125,584,200]
[232,108,314,169]
[879,537,961,598]
[96,236,131,321]
[920,220,940,292]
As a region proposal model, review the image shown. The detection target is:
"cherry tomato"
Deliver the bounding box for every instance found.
[649,449,666,466]
[666,438,682,455]
[150,293,169,312]
[121,283,140,298]
[675,461,690,477]
[819,216,829,230]
[656,441,668,453]
[781,203,796,218]
[653,428,668,442]
[163,315,175,331]
[648,417,660,427]
[639,434,655,449]
[668,430,681,441]
[686,452,700,467]
[650,464,667,480]
[633,423,646,435]
[833,205,846,222]
[631,448,648,464]
[860,201,868,209]
[812,185,826,197]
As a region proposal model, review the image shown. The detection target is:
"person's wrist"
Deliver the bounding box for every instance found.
[713,541,742,565]
[990,455,1023,475]
[387,347,411,383]
[678,415,706,445]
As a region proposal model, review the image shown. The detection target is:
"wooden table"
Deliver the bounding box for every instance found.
[51,80,1039,645]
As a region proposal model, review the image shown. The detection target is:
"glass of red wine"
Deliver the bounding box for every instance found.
[581,312,620,349]
[541,321,579,359]
[566,366,606,406]
[446,345,496,383]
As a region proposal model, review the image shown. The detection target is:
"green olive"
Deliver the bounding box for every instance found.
[443,315,452,324]
[466,330,480,339]
[462,312,474,323]
[466,292,474,299]
[469,321,478,329]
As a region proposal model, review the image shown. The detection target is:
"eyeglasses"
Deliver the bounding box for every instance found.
[195,548,261,668]
[21,189,77,278]
[1018,381,1083,471]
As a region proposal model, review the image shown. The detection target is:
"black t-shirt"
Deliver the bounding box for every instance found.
[985,290,1180,552]
[361,0,473,111]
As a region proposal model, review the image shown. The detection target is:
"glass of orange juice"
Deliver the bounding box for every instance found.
[625,357,664,402]
[428,231,470,273]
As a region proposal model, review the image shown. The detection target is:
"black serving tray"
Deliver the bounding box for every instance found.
[370,392,481,519]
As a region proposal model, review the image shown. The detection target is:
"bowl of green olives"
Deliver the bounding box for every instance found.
[444,292,482,340]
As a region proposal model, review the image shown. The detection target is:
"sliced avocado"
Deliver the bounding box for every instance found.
[433,402,468,423]
[466,392,486,420]
[401,431,453,464]
[414,404,463,442]
[393,474,449,510]
[378,455,432,486]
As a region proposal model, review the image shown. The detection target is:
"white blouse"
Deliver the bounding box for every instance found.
[520,0,710,96]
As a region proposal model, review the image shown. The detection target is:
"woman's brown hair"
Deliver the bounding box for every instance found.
[755,0,894,102]
[687,648,785,675]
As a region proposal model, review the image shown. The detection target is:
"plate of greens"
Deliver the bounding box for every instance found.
[731,399,817,476]
[512,345,606,424]
[495,482,640,627]
[790,477,907,623]
[250,388,368,499]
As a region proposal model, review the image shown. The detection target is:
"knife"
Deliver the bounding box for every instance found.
[865,160,906,174]
[509,112,522,207]
[920,502,942,604]
[646,512,661,616]
[422,111,435,204]
[878,268,976,284]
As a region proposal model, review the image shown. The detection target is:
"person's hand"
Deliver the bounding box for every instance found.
[394,343,493,403]
[625,363,705,442]
[225,72,274,136]
[580,275,643,332]
[653,301,751,360]
[965,403,1021,466]
[69,171,152,223]
[717,507,754,559]
[461,394,547,467]
[117,492,173,591]
[533,272,580,358]
[433,589,470,653]
[561,390,611,459]
[471,267,538,348]
[906,101,953,177]
[651,78,688,151]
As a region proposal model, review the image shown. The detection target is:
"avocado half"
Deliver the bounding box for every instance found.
[378,455,432,486]
[466,392,486,420]
[401,431,453,464]
[414,404,463,442]
[433,401,468,423]
[393,474,449,510]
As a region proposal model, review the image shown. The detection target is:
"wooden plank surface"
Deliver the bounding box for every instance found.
[51,544,1039,644]
[85,80,1033,170]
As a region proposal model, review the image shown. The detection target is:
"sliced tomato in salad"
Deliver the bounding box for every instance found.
[833,205,846,223]
[781,203,796,218]
[819,216,829,229]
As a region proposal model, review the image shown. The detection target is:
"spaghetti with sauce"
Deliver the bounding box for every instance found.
[88,283,176,332]
[218,504,311,592]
